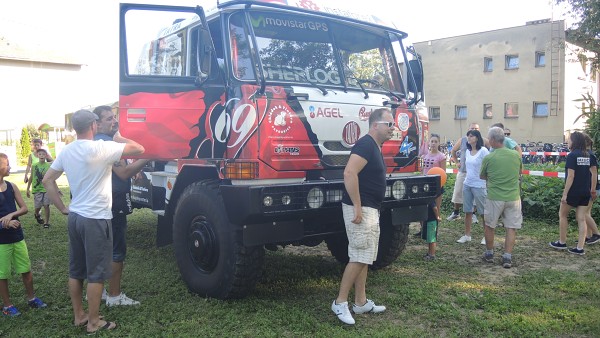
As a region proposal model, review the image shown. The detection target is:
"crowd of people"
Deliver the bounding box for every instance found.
[1,108,145,334]
[430,121,600,266]
[3,111,599,328]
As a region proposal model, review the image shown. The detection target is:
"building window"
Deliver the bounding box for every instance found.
[533,102,548,117]
[455,105,467,120]
[484,57,493,72]
[429,106,440,120]
[535,52,545,67]
[505,55,519,69]
[483,104,493,119]
[504,102,519,118]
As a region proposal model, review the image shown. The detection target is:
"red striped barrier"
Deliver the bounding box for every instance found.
[444,168,567,178]
[521,170,564,178]
[445,169,600,180]
[521,152,568,156]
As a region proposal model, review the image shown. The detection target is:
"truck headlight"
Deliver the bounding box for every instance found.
[307,187,324,209]
[392,181,406,200]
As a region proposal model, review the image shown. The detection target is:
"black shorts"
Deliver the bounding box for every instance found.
[566,195,591,208]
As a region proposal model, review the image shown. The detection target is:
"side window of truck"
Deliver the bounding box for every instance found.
[128,11,197,77]
[229,13,256,80]
[208,19,226,79]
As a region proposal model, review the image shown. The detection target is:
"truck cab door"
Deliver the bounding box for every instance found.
[119,3,218,160]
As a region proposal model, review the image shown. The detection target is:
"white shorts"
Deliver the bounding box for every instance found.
[451,171,466,204]
[484,199,523,229]
[342,203,380,265]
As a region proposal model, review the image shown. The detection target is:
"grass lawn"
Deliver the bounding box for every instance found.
[1,175,599,337]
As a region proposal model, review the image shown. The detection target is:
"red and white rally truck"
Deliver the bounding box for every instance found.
[118,0,438,299]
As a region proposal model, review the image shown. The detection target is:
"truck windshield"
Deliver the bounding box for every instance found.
[229,11,403,93]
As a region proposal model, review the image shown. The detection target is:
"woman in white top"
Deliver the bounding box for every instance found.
[457,129,489,244]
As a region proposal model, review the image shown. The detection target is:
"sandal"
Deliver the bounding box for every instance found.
[35,213,44,225]
[87,321,117,334]
[75,315,104,327]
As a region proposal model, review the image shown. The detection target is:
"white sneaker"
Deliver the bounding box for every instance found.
[447,213,461,221]
[331,300,355,325]
[472,216,479,224]
[481,238,486,245]
[106,292,140,307]
[352,299,386,314]
[456,235,471,243]
[85,288,108,301]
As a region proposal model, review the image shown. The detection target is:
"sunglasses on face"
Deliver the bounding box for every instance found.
[505,133,511,136]
[375,121,396,128]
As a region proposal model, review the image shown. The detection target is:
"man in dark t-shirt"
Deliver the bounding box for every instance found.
[93,106,148,306]
[331,108,394,325]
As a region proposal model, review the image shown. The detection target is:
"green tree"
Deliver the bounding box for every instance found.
[574,93,600,152]
[557,0,600,69]
[19,126,31,165]
[26,123,41,141]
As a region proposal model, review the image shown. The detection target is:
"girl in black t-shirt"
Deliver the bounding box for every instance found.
[550,132,598,255]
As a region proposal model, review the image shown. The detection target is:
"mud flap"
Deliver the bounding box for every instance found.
[391,205,427,225]
[243,219,304,246]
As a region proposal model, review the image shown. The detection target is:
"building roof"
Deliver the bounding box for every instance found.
[0,34,84,65]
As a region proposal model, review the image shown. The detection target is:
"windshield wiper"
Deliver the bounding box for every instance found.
[292,70,328,95]
[356,78,404,103]
[343,65,369,99]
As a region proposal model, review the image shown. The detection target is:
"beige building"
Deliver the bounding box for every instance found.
[414,19,598,145]
[0,18,92,142]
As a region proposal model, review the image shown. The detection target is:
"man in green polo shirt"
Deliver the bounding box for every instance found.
[480,127,522,268]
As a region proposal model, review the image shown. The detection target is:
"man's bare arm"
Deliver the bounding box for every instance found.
[112,159,150,180]
[113,131,145,157]
[344,154,368,224]
[42,168,68,215]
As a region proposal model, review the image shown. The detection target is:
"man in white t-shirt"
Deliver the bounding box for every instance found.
[43,110,144,334]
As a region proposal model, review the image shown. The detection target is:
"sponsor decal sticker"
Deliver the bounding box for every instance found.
[400,136,416,156]
[397,113,410,132]
[274,144,300,155]
[358,107,371,121]
[309,105,343,118]
[342,121,361,147]
[267,104,293,134]
[250,14,328,32]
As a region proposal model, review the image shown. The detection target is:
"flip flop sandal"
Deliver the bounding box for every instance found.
[87,321,116,335]
[75,315,104,327]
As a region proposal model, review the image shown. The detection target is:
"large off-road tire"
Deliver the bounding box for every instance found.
[324,231,349,265]
[372,210,409,270]
[173,180,264,299]
[325,209,409,270]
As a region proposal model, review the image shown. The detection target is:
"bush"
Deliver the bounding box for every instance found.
[18,127,31,166]
[520,175,563,222]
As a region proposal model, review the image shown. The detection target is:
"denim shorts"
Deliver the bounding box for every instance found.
[462,185,486,214]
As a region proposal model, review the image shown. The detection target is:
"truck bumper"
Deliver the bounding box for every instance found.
[220,175,439,246]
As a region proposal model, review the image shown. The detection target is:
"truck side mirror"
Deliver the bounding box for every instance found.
[407,59,423,95]
[195,28,213,84]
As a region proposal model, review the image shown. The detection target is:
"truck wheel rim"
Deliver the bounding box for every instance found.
[189,216,218,271]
